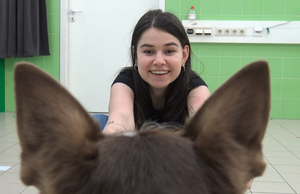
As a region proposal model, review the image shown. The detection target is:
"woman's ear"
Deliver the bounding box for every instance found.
[182,45,189,64]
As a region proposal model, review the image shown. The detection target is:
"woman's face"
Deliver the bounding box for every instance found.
[135,28,189,92]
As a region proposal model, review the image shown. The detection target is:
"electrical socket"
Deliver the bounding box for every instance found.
[237,28,246,36]
[224,28,231,35]
[215,28,246,36]
[215,28,231,35]
[216,28,223,35]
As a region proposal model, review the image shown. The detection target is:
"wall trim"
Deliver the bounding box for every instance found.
[60,0,68,88]
[159,0,165,11]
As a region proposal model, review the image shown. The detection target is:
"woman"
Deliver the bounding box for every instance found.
[103,9,210,134]
[101,9,253,189]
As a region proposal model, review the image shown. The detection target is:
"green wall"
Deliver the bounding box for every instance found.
[5,0,60,111]
[0,59,4,112]
[166,0,300,119]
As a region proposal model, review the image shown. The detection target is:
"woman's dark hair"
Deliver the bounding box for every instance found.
[129,9,195,129]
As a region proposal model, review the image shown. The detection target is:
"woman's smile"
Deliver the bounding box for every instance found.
[150,70,170,75]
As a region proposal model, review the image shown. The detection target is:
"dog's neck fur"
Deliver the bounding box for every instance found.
[14,61,270,194]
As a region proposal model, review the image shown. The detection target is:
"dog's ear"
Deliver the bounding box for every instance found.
[14,63,102,187]
[184,61,270,193]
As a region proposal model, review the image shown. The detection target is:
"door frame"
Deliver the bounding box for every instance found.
[59,1,165,88]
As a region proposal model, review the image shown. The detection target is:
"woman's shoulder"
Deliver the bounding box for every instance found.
[119,67,134,75]
[189,71,208,90]
[112,67,135,91]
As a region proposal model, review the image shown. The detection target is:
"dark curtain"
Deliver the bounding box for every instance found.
[0,0,50,58]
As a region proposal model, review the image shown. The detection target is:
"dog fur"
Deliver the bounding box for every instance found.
[14,61,270,194]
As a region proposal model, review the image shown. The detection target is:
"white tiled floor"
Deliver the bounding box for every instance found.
[0,112,299,194]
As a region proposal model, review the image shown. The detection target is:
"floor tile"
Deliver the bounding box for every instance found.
[6,164,21,173]
[0,148,21,156]
[0,155,21,163]
[254,172,285,182]
[280,173,300,183]
[266,157,300,165]
[264,151,297,158]
[290,182,300,193]
[273,165,300,174]
[250,182,295,193]
[21,186,39,194]
[0,182,27,194]
[0,172,23,184]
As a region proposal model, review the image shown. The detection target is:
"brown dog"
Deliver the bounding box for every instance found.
[14,61,270,194]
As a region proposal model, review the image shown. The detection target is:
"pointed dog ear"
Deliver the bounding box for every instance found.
[14,63,102,187]
[184,61,270,193]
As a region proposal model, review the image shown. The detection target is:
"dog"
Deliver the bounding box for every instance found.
[14,61,270,194]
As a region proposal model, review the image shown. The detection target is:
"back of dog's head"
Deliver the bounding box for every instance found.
[14,61,270,194]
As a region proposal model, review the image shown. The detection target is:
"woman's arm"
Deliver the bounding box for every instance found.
[103,83,135,134]
[187,86,210,117]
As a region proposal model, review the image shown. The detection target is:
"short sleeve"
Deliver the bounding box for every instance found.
[112,69,135,92]
[189,73,208,92]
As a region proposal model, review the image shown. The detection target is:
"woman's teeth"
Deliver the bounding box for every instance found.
[151,70,169,75]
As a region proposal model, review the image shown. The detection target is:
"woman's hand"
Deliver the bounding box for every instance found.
[103,120,132,134]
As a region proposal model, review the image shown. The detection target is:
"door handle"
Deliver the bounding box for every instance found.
[70,9,82,15]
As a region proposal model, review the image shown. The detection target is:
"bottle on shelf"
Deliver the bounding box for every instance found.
[188,6,196,20]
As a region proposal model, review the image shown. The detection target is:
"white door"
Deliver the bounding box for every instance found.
[60,1,164,113]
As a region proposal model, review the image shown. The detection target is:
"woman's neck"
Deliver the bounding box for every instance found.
[149,87,166,109]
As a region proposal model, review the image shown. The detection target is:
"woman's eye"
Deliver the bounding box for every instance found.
[166,50,174,54]
[144,50,153,54]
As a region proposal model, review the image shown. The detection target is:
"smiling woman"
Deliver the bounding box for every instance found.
[103,9,210,134]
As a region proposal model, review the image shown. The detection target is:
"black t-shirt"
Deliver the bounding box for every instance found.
[112,69,208,123]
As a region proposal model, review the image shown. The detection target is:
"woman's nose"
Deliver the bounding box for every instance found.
[153,52,166,65]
